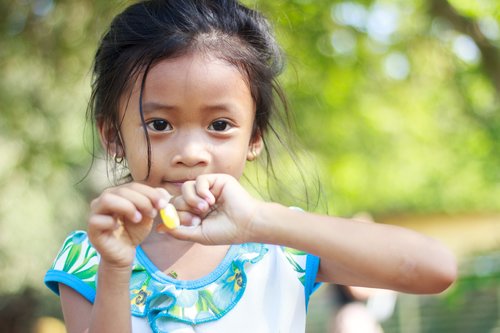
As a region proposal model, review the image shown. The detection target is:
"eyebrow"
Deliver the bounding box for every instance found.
[141,101,176,114]
[141,101,242,114]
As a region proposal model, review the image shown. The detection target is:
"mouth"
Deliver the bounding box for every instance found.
[163,179,192,188]
[162,174,204,190]
[159,181,184,196]
[164,181,184,187]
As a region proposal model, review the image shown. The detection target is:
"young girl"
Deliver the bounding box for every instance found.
[44,1,457,332]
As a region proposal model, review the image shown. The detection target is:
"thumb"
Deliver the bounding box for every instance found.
[165,225,209,244]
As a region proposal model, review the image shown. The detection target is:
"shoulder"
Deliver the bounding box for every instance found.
[49,231,98,271]
[44,231,99,303]
[257,245,321,309]
[277,246,311,285]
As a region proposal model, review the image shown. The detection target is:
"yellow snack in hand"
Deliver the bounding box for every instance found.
[160,203,180,229]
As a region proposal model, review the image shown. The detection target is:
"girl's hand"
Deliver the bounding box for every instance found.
[163,174,261,245]
[88,182,169,268]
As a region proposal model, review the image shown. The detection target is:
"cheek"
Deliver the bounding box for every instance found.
[221,145,249,176]
[123,135,151,179]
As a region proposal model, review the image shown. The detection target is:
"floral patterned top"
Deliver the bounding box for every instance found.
[45,231,320,333]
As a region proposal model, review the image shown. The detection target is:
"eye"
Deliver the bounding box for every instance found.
[209,120,232,132]
[146,119,172,132]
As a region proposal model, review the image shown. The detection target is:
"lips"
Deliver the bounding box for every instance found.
[162,174,203,188]
[163,178,191,188]
[164,180,185,187]
[164,175,199,185]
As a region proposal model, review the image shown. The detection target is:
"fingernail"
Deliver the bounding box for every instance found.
[158,198,168,209]
[149,209,158,218]
[205,196,215,205]
[133,211,142,223]
[197,201,207,211]
[191,217,201,227]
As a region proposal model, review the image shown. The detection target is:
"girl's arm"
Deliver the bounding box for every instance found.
[59,285,92,333]
[59,262,132,333]
[60,183,168,333]
[167,174,457,294]
[253,203,457,294]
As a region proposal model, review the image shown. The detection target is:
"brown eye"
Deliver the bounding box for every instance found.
[146,119,172,132]
[209,120,230,131]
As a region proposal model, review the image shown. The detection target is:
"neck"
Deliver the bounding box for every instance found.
[138,220,189,266]
[139,222,231,280]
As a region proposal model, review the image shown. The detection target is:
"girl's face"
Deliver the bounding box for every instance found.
[105,52,262,195]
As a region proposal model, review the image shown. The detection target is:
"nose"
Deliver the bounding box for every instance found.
[170,130,210,167]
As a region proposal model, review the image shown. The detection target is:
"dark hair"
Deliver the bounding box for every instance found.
[89,0,322,209]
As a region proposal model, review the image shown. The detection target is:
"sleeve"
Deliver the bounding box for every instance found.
[304,253,321,310]
[281,247,321,311]
[286,206,322,309]
[44,230,99,304]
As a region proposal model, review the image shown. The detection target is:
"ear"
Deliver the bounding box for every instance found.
[97,120,124,159]
[247,132,263,161]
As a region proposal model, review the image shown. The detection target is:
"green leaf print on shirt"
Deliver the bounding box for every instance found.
[52,231,99,290]
[197,290,223,316]
[282,247,307,286]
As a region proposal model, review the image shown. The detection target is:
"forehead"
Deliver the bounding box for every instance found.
[122,52,254,112]
[149,52,249,90]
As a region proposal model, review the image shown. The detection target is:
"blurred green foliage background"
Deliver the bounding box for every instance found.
[1,0,500,332]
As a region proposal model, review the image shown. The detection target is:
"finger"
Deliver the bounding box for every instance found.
[170,194,211,223]
[166,224,208,244]
[156,207,201,235]
[181,181,210,213]
[94,183,169,222]
[194,175,216,205]
[156,187,172,207]
[125,183,169,210]
[170,195,192,212]
[156,209,200,232]
[178,211,201,227]
[88,214,119,234]
[91,192,143,223]
[113,187,159,219]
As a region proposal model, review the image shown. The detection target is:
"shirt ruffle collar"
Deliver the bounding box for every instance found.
[129,243,268,331]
